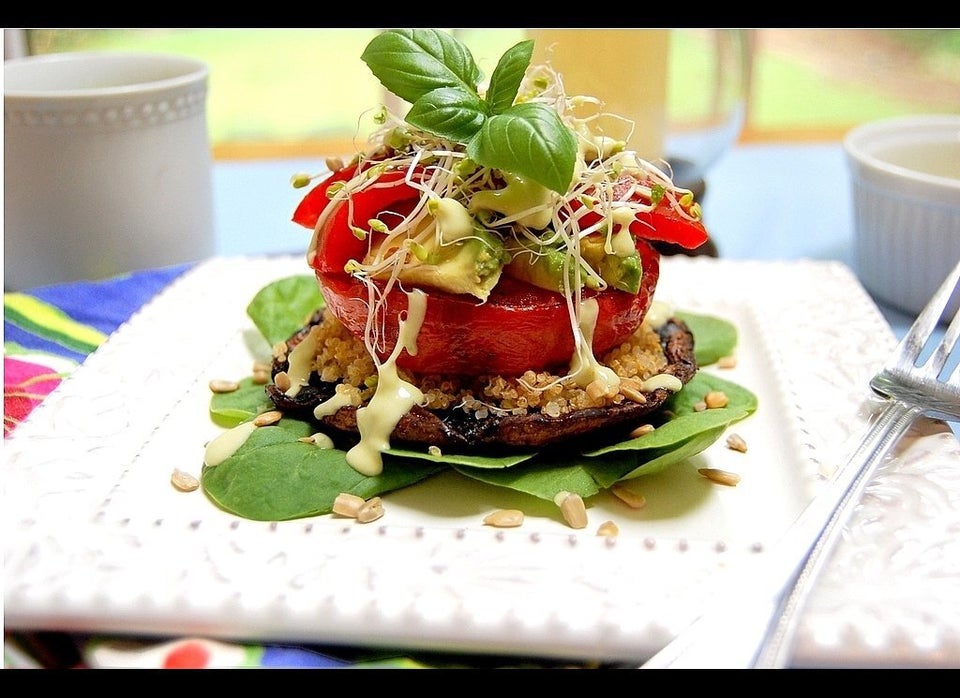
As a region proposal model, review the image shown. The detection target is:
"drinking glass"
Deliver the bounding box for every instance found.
[665,29,753,198]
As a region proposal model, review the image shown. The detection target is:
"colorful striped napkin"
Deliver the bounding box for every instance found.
[4,266,188,437]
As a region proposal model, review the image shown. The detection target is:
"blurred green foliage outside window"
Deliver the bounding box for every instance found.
[18,28,960,158]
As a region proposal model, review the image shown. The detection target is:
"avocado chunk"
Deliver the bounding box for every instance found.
[397,228,508,301]
[503,238,577,292]
[579,234,641,294]
[504,234,641,294]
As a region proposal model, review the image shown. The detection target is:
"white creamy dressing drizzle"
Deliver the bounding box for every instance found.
[284,325,322,399]
[640,373,683,393]
[643,299,672,330]
[572,115,622,165]
[609,226,636,257]
[468,172,554,229]
[345,289,427,476]
[638,299,683,393]
[313,384,356,419]
[431,196,474,242]
[568,297,620,392]
[203,420,257,467]
[610,205,641,232]
[204,396,350,471]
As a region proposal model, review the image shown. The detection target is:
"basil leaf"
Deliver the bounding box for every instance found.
[246,275,323,347]
[361,30,578,196]
[406,87,488,142]
[467,102,577,195]
[361,29,482,105]
[484,40,533,115]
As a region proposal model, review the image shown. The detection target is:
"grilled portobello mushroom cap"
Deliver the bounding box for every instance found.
[267,309,697,453]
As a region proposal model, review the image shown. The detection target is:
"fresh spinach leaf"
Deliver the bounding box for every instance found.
[677,311,739,366]
[614,426,730,480]
[202,423,444,521]
[205,285,758,520]
[246,275,323,347]
[209,376,276,427]
[387,445,538,469]
[452,456,607,502]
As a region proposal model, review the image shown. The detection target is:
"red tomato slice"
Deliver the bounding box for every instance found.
[296,164,707,376]
[632,202,708,249]
[292,164,359,230]
[314,239,660,376]
[573,174,709,250]
[312,172,420,274]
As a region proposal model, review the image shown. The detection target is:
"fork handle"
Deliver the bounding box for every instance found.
[752,398,923,667]
[642,398,923,669]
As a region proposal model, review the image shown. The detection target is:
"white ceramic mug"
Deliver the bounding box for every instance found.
[4,51,216,290]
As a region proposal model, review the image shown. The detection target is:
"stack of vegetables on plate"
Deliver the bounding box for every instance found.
[201,29,757,525]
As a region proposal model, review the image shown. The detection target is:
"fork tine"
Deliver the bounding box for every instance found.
[936,302,960,384]
[899,257,960,369]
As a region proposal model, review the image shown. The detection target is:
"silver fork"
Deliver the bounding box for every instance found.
[642,257,960,669]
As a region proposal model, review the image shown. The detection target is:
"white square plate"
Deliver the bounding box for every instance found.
[5,255,959,666]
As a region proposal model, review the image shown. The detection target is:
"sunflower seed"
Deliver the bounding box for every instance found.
[726,433,748,453]
[356,497,385,523]
[555,491,588,529]
[208,379,239,394]
[611,483,647,509]
[483,509,524,528]
[717,355,738,369]
[596,520,620,537]
[253,410,283,427]
[629,423,655,438]
[704,391,729,409]
[698,468,741,486]
[332,492,366,518]
[171,468,200,492]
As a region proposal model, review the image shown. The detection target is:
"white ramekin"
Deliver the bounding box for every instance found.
[843,114,960,317]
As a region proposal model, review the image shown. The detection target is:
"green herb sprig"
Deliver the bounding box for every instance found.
[360,29,577,195]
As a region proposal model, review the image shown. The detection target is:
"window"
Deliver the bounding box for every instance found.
[11,29,960,159]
